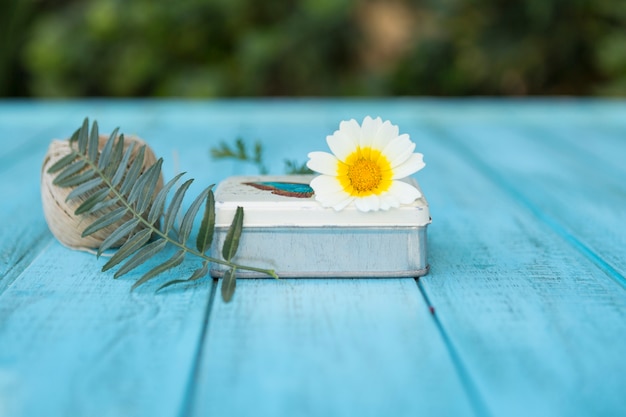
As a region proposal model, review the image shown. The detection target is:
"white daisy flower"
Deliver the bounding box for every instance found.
[307,116,425,212]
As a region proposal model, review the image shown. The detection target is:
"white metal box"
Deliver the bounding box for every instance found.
[210,175,430,278]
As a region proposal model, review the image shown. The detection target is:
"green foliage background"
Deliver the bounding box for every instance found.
[2,0,625,97]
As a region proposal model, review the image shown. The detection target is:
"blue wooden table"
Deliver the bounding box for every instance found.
[0,99,625,417]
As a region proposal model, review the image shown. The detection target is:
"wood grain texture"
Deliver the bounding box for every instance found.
[0,105,215,417]
[0,243,213,417]
[415,114,626,417]
[436,119,626,286]
[0,99,625,417]
[190,279,474,417]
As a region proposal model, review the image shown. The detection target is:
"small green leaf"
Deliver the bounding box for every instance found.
[188,261,210,281]
[47,153,78,174]
[196,189,216,253]
[221,268,236,302]
[163,179,193,232]
[120,146,146,195]
[108,136,131,182]
[65,177,104,202]
[102,228,152,271]
[68,127,80,144]
[129,159,163,213]
[54,170,97,188]
[96,218,140,253]
[52,160,88,185]
[156,260,209,292]
[77,118,89,154]
[88,120,99,162]
[80,206,127,236]
[131,249,186,290]
[114,238,167,278]
[98,127,119,170]
[179,186,211,244]
[222,206,244,261]
[74,188,111,215]
[88,197,121,215]
[148,172,185,224]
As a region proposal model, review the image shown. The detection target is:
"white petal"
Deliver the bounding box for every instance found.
[359,116,382,148]
[372,120,399,150]
[316,190,352,208]
[391,153,425,179]
[332,196,354,211]
[311,175,353,210]
[310,174,343,194]
[379,193,400,209]
[339,119,362,145]
[381,134,416,167]
[307,152,339,176]
[327,131,357,161]
[387,181,422,204]
[354,197,371,212]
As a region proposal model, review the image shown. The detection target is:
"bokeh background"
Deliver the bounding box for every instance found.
[2,0,625,98]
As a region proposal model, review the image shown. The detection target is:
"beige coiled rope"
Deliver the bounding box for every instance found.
[41,135,163,251]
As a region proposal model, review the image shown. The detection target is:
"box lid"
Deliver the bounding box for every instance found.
[214,175,430,227]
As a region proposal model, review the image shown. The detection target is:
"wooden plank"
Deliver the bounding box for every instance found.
[178,103,476,417]
[189,279,475,417]
[436,118,626,285]
[0,116,69,294]
[3,99,625,417]
[413,117,626,417]
[0,244,213,417]
[0,104,215,417]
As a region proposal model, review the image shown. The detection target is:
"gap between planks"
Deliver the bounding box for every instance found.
[415,277,493,417]
[177,278,219,417]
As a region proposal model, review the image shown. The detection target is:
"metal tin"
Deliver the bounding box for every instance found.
[210,175,430,278]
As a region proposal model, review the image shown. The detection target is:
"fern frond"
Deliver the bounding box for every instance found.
[221,268,237,303]
[210,137,268,174]
[50,117,277,302]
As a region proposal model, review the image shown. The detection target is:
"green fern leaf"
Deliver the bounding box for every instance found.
[65,177,104,202]
[68,126,80,144]
[102,228,152,270]
[163,179,193,232]
[87,198,121,215]
[47,153,79,174]
[179,186,212,244]
[53,160,89,185]
[221,268,237,302]
[80,206,128,236]
[222,206,244,261]
[77,118,89,153]
[49,118,278,302]
[88,121,99,162]
[128,159,163,213]
[97,128,119,170]
[55,170,97,188]
[148,172,185,224]
[95,218,140,253]
[114,238,167,278]
[74,188,111,215]
[156,260,210,293]
[119,146,146,195]
[104,133,125,178]
[196,190,216,254]
[110,139,135,186]
[131,249,186,290]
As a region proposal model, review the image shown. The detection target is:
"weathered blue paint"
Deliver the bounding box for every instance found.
[0,100,624,417]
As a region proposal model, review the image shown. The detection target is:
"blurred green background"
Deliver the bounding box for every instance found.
[2,0,625,97]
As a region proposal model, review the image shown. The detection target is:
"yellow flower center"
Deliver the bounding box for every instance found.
[338,147,392,196]
[348,159,382,192]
